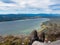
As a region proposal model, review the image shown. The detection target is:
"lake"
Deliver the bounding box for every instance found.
[0,18,49,35]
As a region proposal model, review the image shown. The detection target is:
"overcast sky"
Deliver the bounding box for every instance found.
[0,0,60,14]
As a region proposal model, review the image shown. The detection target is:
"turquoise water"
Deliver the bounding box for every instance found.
[0,18,49,35]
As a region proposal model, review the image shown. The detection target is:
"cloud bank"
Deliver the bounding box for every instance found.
[0,0,60,14]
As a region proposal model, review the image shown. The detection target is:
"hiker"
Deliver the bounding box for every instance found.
[32,32,45,45]
[39,32,45,42]
[29,30,39,45]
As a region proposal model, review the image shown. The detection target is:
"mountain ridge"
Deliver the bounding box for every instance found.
[0,14,60,22]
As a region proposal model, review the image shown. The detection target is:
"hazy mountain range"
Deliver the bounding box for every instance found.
[0,14,60,22]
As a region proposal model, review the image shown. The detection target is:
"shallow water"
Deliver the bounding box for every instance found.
[0,18,49,35]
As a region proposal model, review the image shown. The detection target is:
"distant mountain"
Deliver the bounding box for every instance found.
[0,14,60,22]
